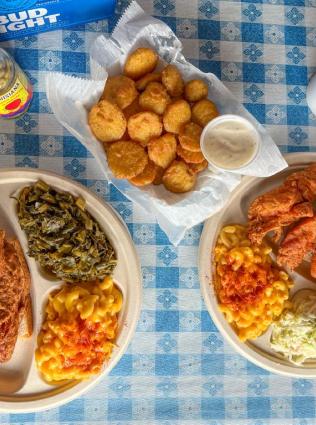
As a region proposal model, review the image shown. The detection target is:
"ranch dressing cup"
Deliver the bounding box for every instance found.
[0,48,33,119]
[200,114,260,172]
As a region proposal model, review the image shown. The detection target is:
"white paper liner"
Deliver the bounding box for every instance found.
[45,1,287,245]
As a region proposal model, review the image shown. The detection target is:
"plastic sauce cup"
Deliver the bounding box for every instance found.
[200,114,261,173]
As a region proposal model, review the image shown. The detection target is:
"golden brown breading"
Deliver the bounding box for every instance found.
[184,79,208,102]
[191,99,218,127]
[136,72,161,91]
[178,122,202,152]
[162,160,196,193]
[129,160,158,186]
[139,82,171,115]
[127,111,163,146]
[88,100,126,142]
[176,144,205,164]
[161,64,184,97]
[101,75,138,110]
[163,99,191,134]
[124,48,158,80]
[188,160,208,174]
[106,140,148,179]
[148,133,177,169]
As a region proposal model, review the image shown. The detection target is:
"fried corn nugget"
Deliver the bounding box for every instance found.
[124,48,158,80]
[107,141,148,179]
[163,99,191,134]
[184,79,208,103]
[129,160,157,186]
[88,100,126,142]
[148,133,177,169]
[128,111,163,146]
[177,144,205,164]
[101,75,138,110]
[136,72,161,91]
[124,97,142,120]
[139,82,171,115]
[162,160,196,193]
[189,159,208,174]
[179,122,202,152]
[153,166,165,185]
[192,99,218,127]
[161,64,184,97]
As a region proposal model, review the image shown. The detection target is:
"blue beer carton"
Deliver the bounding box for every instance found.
[0,0,116,41]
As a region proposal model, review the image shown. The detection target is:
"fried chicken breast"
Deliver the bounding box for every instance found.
[277,216,316,271]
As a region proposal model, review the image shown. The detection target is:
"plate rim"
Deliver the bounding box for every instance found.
[198,152,316,378]
[0,167,142,412]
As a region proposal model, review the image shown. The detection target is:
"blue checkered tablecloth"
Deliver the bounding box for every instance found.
[1,0,316,423]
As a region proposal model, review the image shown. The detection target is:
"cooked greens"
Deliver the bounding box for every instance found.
[16,180,117,282]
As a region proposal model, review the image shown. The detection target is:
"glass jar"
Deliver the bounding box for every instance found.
[0,48,33,119]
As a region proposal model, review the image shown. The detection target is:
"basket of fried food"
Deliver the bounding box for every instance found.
[88,47,219,194]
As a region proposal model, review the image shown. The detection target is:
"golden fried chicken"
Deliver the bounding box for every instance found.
[311,251,316,278]
[248,202,313,245]
[286,163,316,202]
[277,216,316,271]
[248,180,302,220]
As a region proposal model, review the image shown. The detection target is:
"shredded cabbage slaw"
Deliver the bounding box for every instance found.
[270,290,316,365]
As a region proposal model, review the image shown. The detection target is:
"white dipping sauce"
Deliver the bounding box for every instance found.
[203,119,258,170]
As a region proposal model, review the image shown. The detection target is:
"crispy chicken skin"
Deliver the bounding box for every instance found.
[248,202,314,245]
[248,164,316,246]
[286,163,316,202]
[311,251,316,278]
[248,180,302,220]
[277,216,316,270]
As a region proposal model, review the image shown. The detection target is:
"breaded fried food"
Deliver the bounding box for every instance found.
[153,166,165,185]
[189,160,208,174]
[88,100,126,142]
[192,99,218,127]
[179,122,202,152]
[163,99,191,134]
[124,97,142,120]
[127,111,163,146]
[161,64,184,97]
[139,82,171,115]
[148,133,177,169]
[184,79,208,102]
[129,160,157,186]
[107,141,148,179]
[162,160,196,193]
[177,144,205,164]
[136,72,161,91]
[124,48,158,80]
[101,75,138,110]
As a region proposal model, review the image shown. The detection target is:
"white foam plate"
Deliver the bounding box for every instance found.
[199,153,316,377]
[0,168,142,412]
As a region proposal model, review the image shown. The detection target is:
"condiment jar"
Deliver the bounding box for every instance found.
[0,48,33,119]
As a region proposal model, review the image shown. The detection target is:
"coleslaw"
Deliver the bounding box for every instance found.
[270,290,316,365]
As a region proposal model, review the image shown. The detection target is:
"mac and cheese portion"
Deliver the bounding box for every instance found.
[36,276,122,382]
[214,224,292,341]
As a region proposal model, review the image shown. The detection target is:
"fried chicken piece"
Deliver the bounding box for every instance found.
[248,180,302,220]
[248,202,314,245]
[311,251,316,278]
[277,216,316,270]
[286,163,316,202]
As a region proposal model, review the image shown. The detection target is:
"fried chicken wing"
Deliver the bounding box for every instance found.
[286,163,316,202]
[277,216,316,270]
[248,202,314,245]
[248,180,302,220]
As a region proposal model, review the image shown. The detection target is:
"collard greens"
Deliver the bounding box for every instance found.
[17,180,117,282]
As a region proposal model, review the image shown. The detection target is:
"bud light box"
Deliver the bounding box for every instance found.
[0,0,116,41]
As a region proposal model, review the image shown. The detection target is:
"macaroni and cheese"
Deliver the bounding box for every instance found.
[214,224,292,341]
[35,276,123,382]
